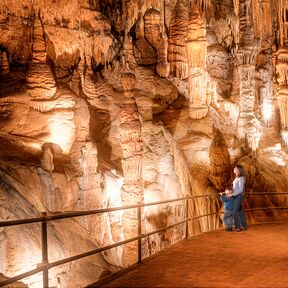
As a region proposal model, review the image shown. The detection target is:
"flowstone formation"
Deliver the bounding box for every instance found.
[1,0,288,287]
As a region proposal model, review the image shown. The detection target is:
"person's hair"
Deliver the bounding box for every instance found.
[235,164,244,177]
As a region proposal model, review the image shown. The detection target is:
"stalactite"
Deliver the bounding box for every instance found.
[119,72,143,267]
[236,0,262,151]
[168,0,189,79]
[187,5,209,119]
[156,32,170,78]
[156,1,170,78]
[233,0,239,16]
[26,13,56,100]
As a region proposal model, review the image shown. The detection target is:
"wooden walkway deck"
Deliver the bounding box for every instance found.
[90,222,288,288]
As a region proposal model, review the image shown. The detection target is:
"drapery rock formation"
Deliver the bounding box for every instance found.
[1,0,288,287]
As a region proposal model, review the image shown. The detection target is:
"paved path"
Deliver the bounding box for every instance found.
[92,222,288,288]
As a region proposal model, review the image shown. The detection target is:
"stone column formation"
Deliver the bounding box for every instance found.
[276,47,288,146]
[26,12,56,100]
[187,5,209,119]
[236,0,262,151]
[274,1,288,146]
[120,72,143,266]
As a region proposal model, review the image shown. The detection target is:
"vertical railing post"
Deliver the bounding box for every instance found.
[185,197,189,239]
[206,196,209,232]
[41,213,49,288]
[137,204,142,263]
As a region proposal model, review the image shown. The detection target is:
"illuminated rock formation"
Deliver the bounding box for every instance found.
[275,47,288,146]
[187,5,209,119]
[26,13,56,100]
[119,72,143,266]
[1,1,288,287]
[168,0,189,79]
[156,1,170,78]
[236,0,262,151]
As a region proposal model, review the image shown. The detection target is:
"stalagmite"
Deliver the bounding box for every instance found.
[187,5,209,119]
[168,0,189,79]
[41,144,54,172]
[119,72,143,266]
[26,13,56,99]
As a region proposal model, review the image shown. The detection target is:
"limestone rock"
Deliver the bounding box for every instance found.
[1,1,288,287]
[208,126,231,191]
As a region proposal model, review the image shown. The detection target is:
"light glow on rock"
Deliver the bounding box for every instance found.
[48,112,75,154]
[262,99,273,126]
[282,130,288,146]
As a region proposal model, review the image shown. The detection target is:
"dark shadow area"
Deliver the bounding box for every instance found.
[89,106,122,173]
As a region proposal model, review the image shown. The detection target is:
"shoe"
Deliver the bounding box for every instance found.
[225,227,232,232]
[235,228,242,232]
[242,227,248,231]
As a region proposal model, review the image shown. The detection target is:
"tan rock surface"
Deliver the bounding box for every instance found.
[1,1,288,287]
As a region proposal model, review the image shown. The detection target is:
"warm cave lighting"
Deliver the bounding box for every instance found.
[48,113,75,154]
[262,100,273,126]
[281,130,288,146]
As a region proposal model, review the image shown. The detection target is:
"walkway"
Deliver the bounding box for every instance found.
[91,222,288,288]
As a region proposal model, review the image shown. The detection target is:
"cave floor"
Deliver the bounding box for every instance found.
[91,222,288,288]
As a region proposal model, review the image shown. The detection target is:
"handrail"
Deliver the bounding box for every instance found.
[0,196,190,227]
[1,192,288,287]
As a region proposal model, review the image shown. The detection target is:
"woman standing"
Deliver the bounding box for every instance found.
[226,164,248,232]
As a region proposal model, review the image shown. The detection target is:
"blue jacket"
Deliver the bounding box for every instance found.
[220,195,234,210]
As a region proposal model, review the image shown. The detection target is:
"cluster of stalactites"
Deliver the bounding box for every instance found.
[274,0,288,145]
[275,0,288,46]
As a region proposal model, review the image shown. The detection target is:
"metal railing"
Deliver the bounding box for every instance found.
[0,192,288,288]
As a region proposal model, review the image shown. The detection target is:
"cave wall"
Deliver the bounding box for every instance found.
[1,0,288,287]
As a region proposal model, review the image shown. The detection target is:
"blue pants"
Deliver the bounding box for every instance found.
[223,209,233,229]
[232,194,248,229]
